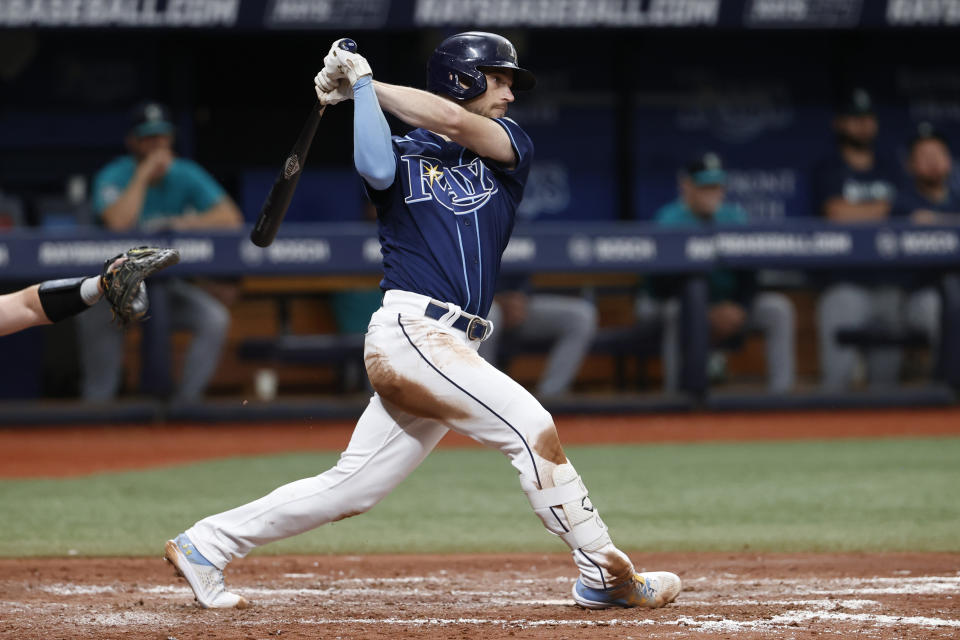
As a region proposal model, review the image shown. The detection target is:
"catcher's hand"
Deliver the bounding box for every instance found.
[100,246,180,325]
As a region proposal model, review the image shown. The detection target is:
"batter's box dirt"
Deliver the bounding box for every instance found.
[1,552,958,639]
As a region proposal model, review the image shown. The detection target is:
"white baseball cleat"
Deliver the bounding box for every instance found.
[572,571,681,609]
[164,534,249,609]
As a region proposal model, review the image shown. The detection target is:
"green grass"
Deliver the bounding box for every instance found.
[1,438,958,556]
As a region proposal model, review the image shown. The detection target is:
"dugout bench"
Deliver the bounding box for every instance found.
[232,272,665,395]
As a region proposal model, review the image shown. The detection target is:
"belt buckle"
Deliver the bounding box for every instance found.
[465,316,489,341]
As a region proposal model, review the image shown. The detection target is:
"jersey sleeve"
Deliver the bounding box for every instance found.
[488,117,534,201]
[91,163,126,216]
[180,160,227,212]
[654,201,685,226]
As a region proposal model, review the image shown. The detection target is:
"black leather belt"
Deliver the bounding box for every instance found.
[424,302,491,341]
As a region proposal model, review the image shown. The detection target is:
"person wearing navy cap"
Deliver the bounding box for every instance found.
[815,91,936,391]
[814,88,898,221]
[881,121,955,379]
[893,122,960,223]
[652,152,795,394]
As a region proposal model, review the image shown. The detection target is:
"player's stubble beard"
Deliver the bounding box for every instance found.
[462,94,509,119]
[470,103,508,119]
[916,174,947,191]
[837,133,873,152]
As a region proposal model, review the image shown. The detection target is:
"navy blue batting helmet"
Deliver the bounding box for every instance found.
[427,32,536,101]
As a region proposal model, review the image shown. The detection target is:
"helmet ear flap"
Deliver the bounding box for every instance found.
[428,49,488,100]
[455,69,487,99]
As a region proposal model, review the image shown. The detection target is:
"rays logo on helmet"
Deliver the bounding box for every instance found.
[400,154,498,215]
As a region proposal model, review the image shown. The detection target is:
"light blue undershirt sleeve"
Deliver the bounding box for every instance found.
[352,76,395,191]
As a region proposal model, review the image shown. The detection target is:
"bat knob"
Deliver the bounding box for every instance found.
[338,38,358,53]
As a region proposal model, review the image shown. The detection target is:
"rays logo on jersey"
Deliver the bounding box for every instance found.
[400,154,498,215]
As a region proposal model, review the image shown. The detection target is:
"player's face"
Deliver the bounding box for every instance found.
[910,139,952,185]
[681,178,726,217]
[129,134,174,160]
[463,70,515,118]
[835,114,878,146]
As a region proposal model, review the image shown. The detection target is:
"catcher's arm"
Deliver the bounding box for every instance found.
[0,285,50,336]
[0,246,180,337]
[0,274,105,337]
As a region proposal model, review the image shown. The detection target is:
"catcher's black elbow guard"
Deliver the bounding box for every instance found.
[37,277,89,323]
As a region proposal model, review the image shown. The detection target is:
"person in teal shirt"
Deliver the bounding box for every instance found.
[78,102,243,402]
[651,152,795,393]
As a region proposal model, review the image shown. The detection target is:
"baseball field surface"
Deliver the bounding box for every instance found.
[1,408,958,639]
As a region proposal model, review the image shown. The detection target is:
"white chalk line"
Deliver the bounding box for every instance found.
[281,574,572,584]
[679,598,879,609]
[40,584,120,595]
[0,594,884,611]
[70,611,176,627]
[44,574,959,599]
[90,587,886,612]
[62,606,960,633]
[26,573,960,633]
[230,613,959,631]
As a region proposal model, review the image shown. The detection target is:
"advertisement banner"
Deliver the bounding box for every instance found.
[0,0,957,30]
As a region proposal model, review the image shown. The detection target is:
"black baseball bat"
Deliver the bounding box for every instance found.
[250,38,358,248]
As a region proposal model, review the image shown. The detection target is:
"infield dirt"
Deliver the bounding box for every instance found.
[1,552,958,639]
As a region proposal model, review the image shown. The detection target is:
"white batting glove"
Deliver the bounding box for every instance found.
[324,38,371,87]
[314,76,352,106]
[314,67,340,93]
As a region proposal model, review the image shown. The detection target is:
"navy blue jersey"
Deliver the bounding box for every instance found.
[891,183,960,218]
[812,152,897,216]
[366,117,533,318]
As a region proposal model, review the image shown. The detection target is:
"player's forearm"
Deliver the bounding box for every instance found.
[101,175,150,230]
[373,81,462,135]
[822,198,891,222]
[0,286,51,336]
[372,81,514,164]
[174,199,244,230]
[911,210,960,225]
[353,76,395,190]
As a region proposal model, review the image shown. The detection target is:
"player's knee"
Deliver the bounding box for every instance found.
[343,495,379,518]
[773,295,794,321]
[529,407,565,465]
[529,404,554,433]
[758,294,795,327]
[570,301,598,336]
[196,302,230,338]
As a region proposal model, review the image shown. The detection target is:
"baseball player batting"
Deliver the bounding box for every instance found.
[164,32,681,610]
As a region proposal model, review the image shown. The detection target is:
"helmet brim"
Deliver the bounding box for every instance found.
[478,64,536,92]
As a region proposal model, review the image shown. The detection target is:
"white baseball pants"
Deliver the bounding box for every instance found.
[187,289,633,589]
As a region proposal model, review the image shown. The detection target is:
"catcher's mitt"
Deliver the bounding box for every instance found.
[101,246,180,325]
